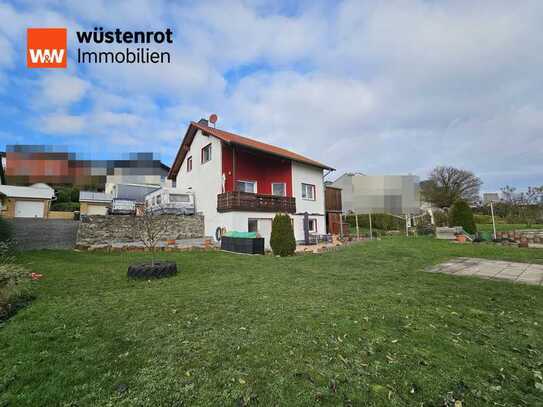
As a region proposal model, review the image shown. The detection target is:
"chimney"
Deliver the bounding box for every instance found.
[198,118,209,126]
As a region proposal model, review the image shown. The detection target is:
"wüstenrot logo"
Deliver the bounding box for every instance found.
[27,28,67,68]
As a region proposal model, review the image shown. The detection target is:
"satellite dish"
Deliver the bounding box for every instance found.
[209,114,218,125]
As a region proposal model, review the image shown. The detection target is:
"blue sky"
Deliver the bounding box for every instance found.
[0,0,542,191]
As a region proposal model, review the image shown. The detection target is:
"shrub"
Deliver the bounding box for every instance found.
[449,200,477,234]
[0,263,32,320]
[270,213,296,256]
[50,202,80,212]
[433,210,449,227]
[0,216,12,242]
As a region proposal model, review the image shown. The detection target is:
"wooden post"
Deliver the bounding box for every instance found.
[490,201,497,240]
[339,213,344,238]
[368,212,373,240]
[355,214,360,240]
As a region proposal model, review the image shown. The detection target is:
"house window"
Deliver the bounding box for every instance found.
[236,180,257,193]
[201,144,212,163]
[156,195,161,205]
[308,218,317,233]
[248,219,258,233]
[272,183,286,196]
[172,180,177,188]
[301,183,316,200]
[187,156,193,172]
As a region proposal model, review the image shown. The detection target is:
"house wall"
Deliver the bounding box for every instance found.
[175,130,223,236]
[221,144,292,195]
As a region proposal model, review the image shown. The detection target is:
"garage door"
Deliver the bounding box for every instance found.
[87,204,108,216]
[15,201,44,218]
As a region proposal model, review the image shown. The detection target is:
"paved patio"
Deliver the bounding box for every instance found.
[427,257,543,286]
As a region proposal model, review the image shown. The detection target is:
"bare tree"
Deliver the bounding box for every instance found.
[132,211,170,264]
[421,166,482,208]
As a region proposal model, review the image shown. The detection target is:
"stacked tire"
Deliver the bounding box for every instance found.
[127,261,177,279]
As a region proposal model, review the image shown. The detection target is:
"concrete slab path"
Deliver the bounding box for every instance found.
[426,257,543,286]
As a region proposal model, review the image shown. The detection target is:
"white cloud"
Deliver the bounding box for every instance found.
[1,0,542,191]
[38,73,90,107]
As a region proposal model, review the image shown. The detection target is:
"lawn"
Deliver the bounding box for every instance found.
[1,238,543,406]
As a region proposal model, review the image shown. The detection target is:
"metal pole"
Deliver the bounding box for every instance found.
[490,201,497,240]
[355,214,360,240]
[405,214,409,237]
[339,213,344,238]
[368,212,373,240]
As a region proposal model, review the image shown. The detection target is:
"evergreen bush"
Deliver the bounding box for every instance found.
[270,213,296,256]
[449,200,477,234]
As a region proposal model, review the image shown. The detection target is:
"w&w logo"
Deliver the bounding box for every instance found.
[27,28,67,68]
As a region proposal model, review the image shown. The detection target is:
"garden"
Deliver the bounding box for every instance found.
[1,236,542,406]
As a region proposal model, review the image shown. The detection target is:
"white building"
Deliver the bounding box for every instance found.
[168,119,334,248]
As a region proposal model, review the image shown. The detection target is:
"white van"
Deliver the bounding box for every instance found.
[145,188,195,215]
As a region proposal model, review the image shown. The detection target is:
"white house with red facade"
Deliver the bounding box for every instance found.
[168,119,334,248]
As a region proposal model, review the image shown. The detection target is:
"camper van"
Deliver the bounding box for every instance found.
[145,187,195,215]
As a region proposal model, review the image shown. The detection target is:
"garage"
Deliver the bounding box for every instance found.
[0,184,54,219]
[15,200,45,218]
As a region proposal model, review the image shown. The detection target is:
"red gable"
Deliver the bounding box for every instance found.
[168,121,334,180]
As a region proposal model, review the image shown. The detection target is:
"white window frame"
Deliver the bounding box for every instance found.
[308,218,317,233]
[236,180,257,193]
[301,183,316,201]
[186,156,193,172]
[201,144,212,164]
[271,182,286,197]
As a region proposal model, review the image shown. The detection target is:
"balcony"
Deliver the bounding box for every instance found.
[217,191,296,213]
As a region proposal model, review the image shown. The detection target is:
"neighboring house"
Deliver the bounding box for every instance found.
[0,183,55,218]
[5,146,169,191]
[482,192,500,204]
[79,191,113,216]
[168,119,334,248]
[331,173,421,215]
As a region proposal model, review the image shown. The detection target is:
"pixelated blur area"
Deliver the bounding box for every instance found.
[5,145,169,191]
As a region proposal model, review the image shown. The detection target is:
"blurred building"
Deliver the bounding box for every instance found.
[330,173,421,215]
[482,192,500,204]
[4,146,169,191]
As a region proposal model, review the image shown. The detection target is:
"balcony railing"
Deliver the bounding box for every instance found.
[217,191,296,213]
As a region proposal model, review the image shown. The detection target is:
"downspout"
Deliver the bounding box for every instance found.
[232,144,236,192]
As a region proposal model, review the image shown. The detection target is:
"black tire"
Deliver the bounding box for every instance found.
[127,261,177,279]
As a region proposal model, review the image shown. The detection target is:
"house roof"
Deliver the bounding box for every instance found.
[0,184,55,199]
[168,121,334,179]
[79,191,113,203]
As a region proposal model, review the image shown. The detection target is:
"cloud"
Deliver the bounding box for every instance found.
[37,73,90,107]
[1,0,542,192]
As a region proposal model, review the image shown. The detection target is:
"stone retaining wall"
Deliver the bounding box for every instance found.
[76,214,204,246]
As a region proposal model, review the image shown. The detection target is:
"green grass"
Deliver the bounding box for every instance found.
[1,238,543,406]
[477,223,543,232]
